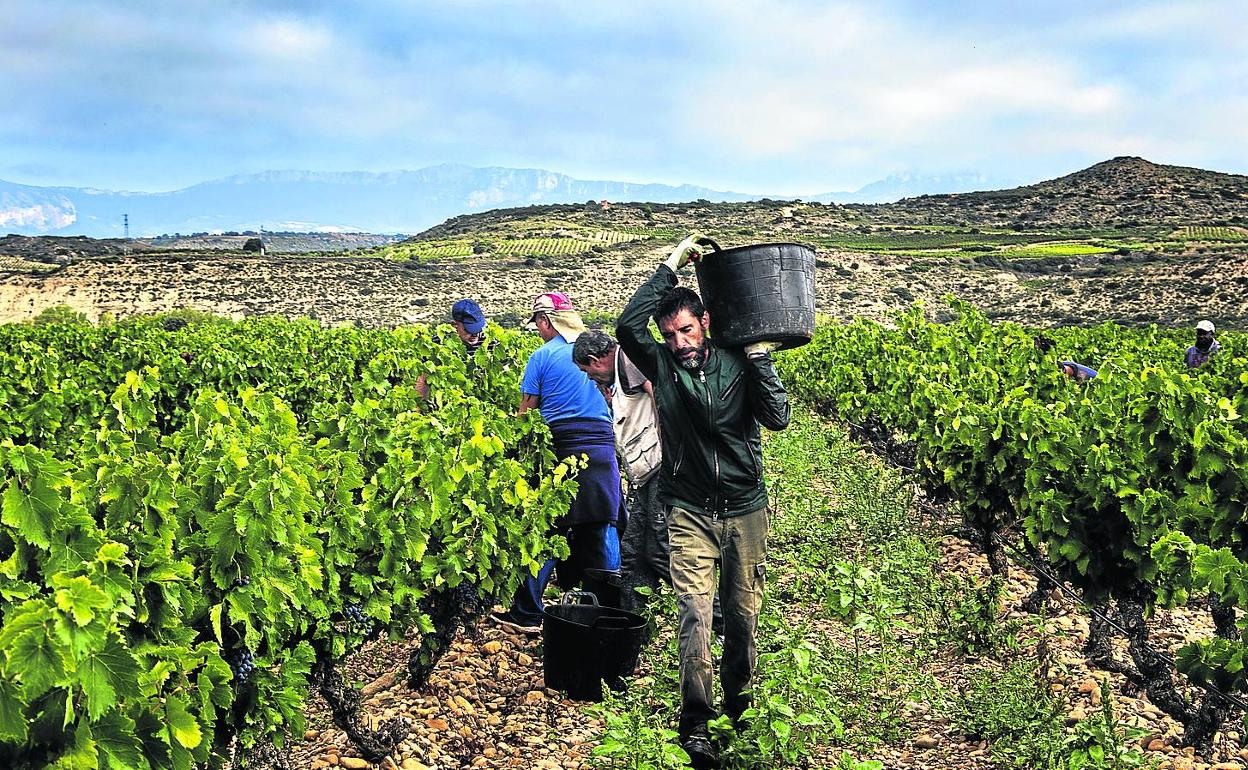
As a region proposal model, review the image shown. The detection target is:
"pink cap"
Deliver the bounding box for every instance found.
[530,291,574,318]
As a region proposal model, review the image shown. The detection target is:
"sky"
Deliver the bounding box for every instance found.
[2,0,1246,196]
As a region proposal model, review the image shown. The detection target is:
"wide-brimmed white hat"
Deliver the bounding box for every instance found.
[526,291,586,342]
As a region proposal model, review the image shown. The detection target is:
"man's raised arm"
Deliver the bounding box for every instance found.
[615,265,677,382]
[617,235,709,382]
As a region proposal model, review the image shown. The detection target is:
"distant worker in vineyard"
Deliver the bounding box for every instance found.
[1037,336,1098,382]
[616,235,791,769]
[415,298,492,398]
[1058,360,1098,382]
[1185,320,1221,368]
[572,329,669,611]
[490,292,622,633]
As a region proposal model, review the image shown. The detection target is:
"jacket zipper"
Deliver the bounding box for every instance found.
[701,368,720,521]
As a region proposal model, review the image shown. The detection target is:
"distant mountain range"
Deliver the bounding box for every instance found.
[0,164,1013,237]
[816,172,1020,205]
[0,166,756,237]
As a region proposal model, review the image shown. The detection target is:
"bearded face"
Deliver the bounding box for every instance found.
[659,308,711,372]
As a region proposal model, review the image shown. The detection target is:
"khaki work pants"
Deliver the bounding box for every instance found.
[667,505,768,738]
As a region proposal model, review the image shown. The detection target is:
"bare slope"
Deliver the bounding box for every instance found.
[1,158,1246,329]
[877,157,1248,227]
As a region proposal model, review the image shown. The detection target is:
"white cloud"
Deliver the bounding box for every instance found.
[670,1,1129,175]
[244,18,335,61]
[0,0,1245,192]
[1074,0,1248,48]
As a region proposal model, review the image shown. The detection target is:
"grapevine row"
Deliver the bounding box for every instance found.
[0,317,578,768]
[779,299,1248,753]
[1174,226,1248,241]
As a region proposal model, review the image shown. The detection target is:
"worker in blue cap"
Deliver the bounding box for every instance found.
[450,298,489,352]
[416,299,492,397]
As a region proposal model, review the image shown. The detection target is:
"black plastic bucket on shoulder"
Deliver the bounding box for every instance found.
[694,239,817,351]
[542,591,647,701]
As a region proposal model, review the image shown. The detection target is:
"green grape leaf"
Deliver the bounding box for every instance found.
[54,574,112,627]
[79,634,142,720]
[164,694,203,749]
[1058,539,1083,562]
[95,541,129,566]
[1193,548,1243,597]
[210,603,224,644]
[2,480,57,550]
[0,675,29,743]
[50,723,99,770]
[6,616,67,698]
[94,710,148,770]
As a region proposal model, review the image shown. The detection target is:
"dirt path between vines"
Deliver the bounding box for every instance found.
[290,512,1248,770]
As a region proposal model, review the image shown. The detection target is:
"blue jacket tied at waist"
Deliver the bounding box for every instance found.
[548,418,621,527]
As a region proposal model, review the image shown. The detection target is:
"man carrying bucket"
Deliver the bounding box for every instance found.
[616,235,791,768]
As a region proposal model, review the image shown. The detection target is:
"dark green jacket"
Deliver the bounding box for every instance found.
[616,265,791,518]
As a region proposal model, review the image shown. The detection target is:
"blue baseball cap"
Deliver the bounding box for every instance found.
[451,299,486,334]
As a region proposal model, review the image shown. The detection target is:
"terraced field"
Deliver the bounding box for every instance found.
[383,230,645,261]
[0,256,59,273]
[1171,225,1248,241]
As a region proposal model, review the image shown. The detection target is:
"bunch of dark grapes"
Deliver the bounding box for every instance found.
[233,575,251,588]
[451,581,486,616]
[344,604,377,637]
[227,647,257,684]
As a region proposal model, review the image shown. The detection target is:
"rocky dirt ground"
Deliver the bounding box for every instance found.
[281,503,1248,770]
[0,251,661,328]
[929,535,1248,770]
[292,626,600,770]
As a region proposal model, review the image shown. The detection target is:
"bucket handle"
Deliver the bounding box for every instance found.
[694,236,722,258]
[560,590,600,607]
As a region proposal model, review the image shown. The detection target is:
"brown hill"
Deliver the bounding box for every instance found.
[0,234,137,263]
[2,157,1247,330]
[877,157,1248,228]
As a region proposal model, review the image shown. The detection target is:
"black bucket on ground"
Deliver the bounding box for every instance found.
[694,239,817,351]
[542,591,647,701]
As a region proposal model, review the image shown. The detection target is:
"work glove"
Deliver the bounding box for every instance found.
[744,341,780,359]
[664,233,709,272]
